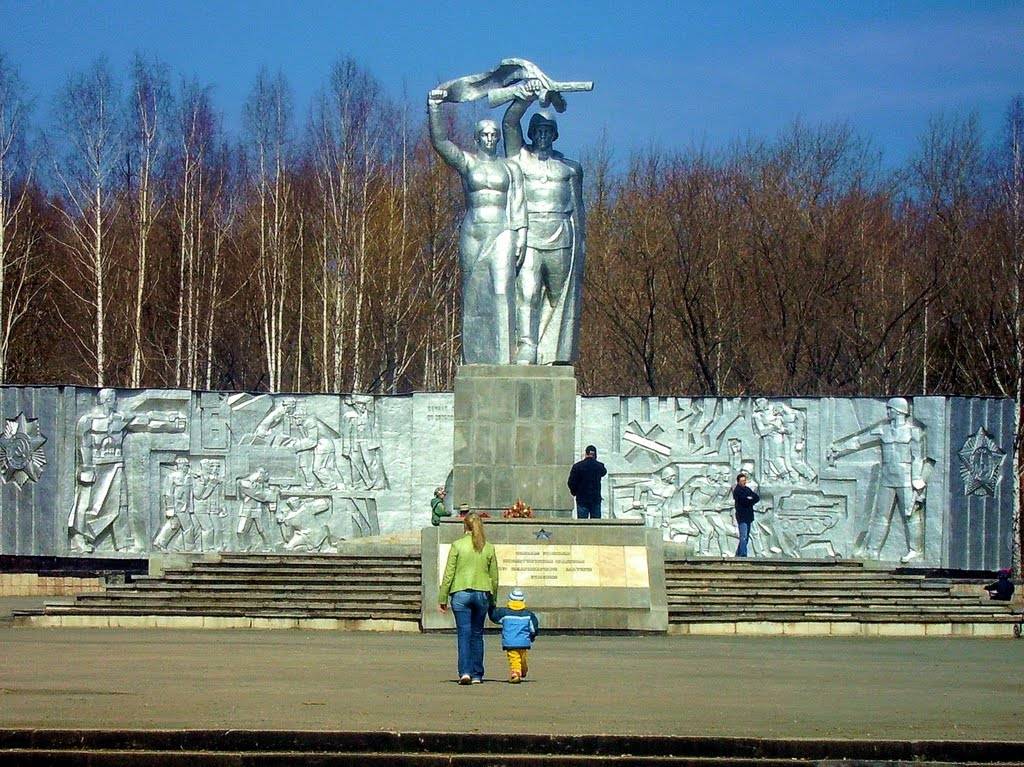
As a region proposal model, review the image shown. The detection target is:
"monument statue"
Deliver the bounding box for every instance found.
[827,397,930,563]
[68,388,187,553]
[503,85,586,364]
[428,59,591,365]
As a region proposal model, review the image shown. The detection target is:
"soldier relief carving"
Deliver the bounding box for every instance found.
[603,397,940,563]
[67,391,391,556]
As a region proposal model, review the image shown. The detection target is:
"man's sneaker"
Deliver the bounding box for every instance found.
[470,678,483,684]
[509,673,521,684]
[459,675,471,685]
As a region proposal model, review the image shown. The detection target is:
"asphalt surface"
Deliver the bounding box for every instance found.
[1,624,1022,740]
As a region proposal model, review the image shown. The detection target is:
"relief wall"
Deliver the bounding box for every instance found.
[0,387,1015,569]
[578,396,1016,569]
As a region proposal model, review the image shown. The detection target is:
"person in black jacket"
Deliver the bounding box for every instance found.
[985,569,1015,601]
[567,445,607,519]
[732,473,760,557]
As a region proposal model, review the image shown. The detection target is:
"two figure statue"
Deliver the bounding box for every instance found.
[428,59,590,365]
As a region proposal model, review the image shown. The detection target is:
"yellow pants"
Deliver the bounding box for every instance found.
[506,649,529,677]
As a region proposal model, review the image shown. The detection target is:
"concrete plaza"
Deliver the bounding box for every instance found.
[0,617,1022,740]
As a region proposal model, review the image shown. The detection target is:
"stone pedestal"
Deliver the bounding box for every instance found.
[453,365,576,515]
[422,518,668,631]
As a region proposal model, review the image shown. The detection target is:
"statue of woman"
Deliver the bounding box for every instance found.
[428,89,527,364]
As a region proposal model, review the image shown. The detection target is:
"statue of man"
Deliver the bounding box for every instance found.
[503,84,586,364]
[153,456,196,552]
[827,397,929,563]
[68,388,187,553]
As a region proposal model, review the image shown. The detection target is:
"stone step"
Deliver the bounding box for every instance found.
[668,606,1016,619]
[666,586,959,598]
[190,558,421,568]
[666,597,997,609]
[199,557,420,568]
[186,561,421,573]
[76,593,421,607]
[668,611,1021,623]
[38,605,420,618]
[109,581,422,594]
[659,573,933,581]
[1,729,1021,766]
[139,573,419,581]
[665,556,866,566]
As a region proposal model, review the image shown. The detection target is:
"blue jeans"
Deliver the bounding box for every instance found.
[736,520,751,557]
[576,501,602,519]
[450,590,489,680]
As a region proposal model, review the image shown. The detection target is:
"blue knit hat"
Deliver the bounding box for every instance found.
[508,588,525,602]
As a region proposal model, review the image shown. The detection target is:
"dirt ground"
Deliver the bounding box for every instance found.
[1,625,1022,740]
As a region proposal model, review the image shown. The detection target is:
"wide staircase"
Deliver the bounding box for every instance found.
[665,558,1020,637]
[16,551,1019,636]
[19,548,421,631]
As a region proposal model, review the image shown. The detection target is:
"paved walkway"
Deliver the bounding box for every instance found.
[1,624,1022,740]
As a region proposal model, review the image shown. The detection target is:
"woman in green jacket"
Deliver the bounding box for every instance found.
[438,512,499,684]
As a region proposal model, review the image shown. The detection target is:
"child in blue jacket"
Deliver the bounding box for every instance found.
[488,587,540,683]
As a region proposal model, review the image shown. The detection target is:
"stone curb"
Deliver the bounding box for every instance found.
[0,730,1022,763]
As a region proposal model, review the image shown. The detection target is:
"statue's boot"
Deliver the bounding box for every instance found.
[515,303,537,364]
[69,533,94,554]
[900,511,925,564]
[153,520,177,552]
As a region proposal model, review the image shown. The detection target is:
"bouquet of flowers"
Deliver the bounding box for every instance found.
[503,499,534,519]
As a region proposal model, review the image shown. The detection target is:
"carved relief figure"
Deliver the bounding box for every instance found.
[236,467,277,551]
[428,89,526,364]
[294,406,344,490]
[751,398,796,483]
[192,459,227,552]
[278,496,336,552]
[628,466,679,530]
[153,456,196,552]
[683,466,737,555]
[342,395,387,490]
[775,402,816,483]
[252,397,299,446]
[68,388,187,553]
[827,397,930,563]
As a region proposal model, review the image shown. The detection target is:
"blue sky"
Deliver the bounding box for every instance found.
[1,0,1022,165]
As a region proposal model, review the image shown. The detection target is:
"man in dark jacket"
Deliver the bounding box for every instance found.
[567,445,607,519]
[985,569,1015,601]
[732,473,760,557]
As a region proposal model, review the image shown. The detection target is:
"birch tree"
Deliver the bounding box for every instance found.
[126,54,170,388]
[48,58,123,387]
[0,55,43,384]
[243,69,294,392]
[998,97,1024,573]
[308,58,385,392]
[173,79,220,388]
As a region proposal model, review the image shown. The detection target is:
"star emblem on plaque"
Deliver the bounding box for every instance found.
[957,427,1005,497]
[534,528,551,541]
[0,412,48,488]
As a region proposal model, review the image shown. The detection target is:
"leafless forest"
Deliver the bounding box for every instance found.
[0,53,1021,407]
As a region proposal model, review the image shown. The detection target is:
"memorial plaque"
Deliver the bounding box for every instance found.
[422,518,668,631]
